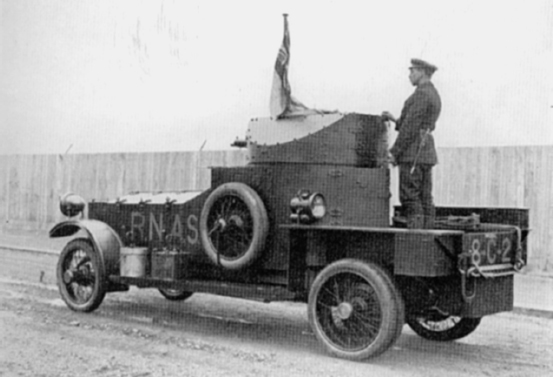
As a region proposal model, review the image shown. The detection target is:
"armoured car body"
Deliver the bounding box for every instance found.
[50,113,529,360]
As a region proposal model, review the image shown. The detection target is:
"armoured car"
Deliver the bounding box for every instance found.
[50,113,528,360]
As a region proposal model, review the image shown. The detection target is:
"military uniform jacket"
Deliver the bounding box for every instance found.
[390,81,441,165]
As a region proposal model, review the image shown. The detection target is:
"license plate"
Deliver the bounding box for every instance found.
[462,231,517,268]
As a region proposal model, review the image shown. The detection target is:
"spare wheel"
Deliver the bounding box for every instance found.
[200,182,269,270]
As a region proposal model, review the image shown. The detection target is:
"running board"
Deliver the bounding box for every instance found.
[109,275,298,302]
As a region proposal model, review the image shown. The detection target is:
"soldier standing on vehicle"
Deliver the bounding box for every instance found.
[382,58,441,229]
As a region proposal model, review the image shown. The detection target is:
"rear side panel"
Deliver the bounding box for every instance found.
[393,231,461,277]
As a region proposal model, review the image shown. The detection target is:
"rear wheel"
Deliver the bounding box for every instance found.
[308,259,405,360]
[407,313,481,341]
[158,288,193,301]
[57,238,106,312]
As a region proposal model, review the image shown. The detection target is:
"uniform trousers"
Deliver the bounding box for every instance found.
[399,163,435,228]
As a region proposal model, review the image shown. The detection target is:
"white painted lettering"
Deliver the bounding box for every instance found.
[170,214,184,241]
[149,212,164,241]
[130,211,145,242]
[187,214,198,244]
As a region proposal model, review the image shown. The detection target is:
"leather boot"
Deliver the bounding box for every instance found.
[407,215,424,229]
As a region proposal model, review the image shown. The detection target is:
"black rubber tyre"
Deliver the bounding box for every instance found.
[158,288,194,301]
[200,182,269,270]
[57,238,106,312]
[308,259,405,360]
[407,314,481,341]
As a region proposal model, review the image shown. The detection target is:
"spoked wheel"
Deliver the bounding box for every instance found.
[407,312,481,341]
[308,259,405,360]
[200,182,269,270]
[56,238,106,312]
[158,288,193,301]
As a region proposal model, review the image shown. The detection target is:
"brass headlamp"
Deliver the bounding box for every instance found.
[290,190,326,224]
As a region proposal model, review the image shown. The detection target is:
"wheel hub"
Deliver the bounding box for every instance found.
[217,218,227,230]
[229,214,244,227]
[335,302,354,320]
[63,270,74,284]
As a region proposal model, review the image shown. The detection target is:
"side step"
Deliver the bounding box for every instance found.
[109,275,298,302]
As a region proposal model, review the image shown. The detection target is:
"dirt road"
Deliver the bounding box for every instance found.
[1,279,552,377]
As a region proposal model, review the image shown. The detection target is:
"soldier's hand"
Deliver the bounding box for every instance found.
[387,151,397,166]
[381,111,396,123]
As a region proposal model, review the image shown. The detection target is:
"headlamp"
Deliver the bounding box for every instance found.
[60,193,86,218]
[290,190,326,224]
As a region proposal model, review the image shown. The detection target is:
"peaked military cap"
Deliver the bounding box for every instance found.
[410,58,438,74]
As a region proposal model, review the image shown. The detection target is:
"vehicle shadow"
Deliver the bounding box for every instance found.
[99,288,316,352]
[92,288,543,374]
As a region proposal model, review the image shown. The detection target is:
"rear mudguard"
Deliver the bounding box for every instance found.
[50,219,126,291]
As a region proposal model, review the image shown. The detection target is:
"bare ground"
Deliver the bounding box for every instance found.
[1,279,552,377]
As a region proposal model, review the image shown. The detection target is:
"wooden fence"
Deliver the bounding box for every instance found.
[0,150,248,230]
[433,146,553,274]
[1,146,551,274]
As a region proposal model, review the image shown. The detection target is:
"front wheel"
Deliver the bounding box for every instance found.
[308,259,405,360]
[158,288,193,301]
[407,313,481,341]
[57,238,106,312]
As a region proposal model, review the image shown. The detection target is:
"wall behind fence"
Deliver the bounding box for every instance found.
[0,146,551,273]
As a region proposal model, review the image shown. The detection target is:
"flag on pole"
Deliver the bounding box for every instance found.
[269,14,309,119]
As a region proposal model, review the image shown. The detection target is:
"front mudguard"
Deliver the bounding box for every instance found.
[50,219,127,292]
